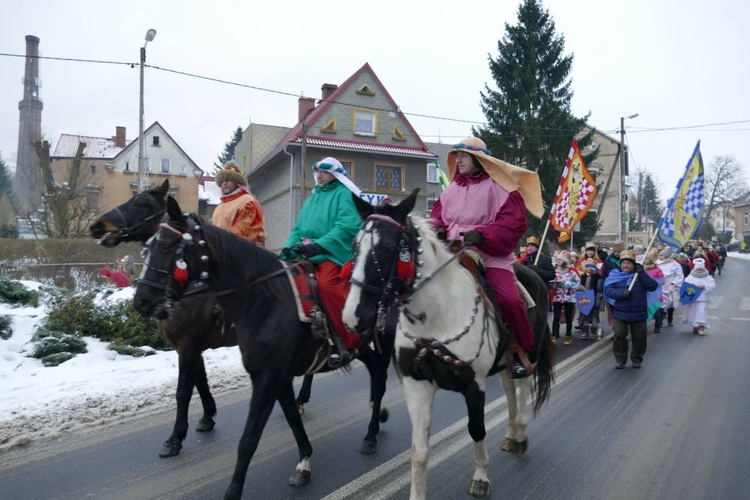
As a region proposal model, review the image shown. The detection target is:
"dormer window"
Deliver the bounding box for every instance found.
[353,109,377,137]
[392,125,406,142]
[321,118,337,134]
[356,85,375,96]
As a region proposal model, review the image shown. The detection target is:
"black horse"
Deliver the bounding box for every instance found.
[133,196,397,498]
[89,181,391,458]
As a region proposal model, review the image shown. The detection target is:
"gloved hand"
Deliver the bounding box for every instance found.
[434,227,447,241]
[621,290,631,299]
[462,230,484,247]
[635,263,644,273]
[279,247,296,260]
[294,243,322,258]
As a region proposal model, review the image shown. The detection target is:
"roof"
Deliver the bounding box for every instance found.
[53,134,132,159]
[291,136,436,159]
[254,63,433,172]
[113,121,201,173]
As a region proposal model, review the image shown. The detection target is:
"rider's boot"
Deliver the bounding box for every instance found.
[506,342,534,379]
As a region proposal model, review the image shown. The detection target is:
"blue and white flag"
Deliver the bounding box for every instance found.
[658,141,705,248]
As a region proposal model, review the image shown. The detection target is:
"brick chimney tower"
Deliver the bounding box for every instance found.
[13,35,44,215]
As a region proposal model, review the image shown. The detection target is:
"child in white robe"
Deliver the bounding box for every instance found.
[681,258,716,335]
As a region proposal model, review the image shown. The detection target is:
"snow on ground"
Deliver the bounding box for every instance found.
[1,252,745,453]
[0,282,247,453]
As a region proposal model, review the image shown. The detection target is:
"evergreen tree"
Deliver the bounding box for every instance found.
[214,126,244,172]
[0,153,19,237]
[474,0,592,237]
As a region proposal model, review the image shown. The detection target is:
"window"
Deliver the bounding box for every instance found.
[86,192,100,214]
[356,85,375,96]
[392,125,406,142]
[144,157,151,172]
[321,118,337,134]
[90,164,96,174]
[152,136,160,147]
[426,163,440,183]
[376,164,403,191]
[339,160,353,180]
[427,192,437,212]
[745,212,748,225]
[125,161,130,172]
[161,158,171,174]
[353,109,377,136]
[179,163,186,175]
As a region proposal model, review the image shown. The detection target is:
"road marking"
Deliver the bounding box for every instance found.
[323,344,607,500]
[740,297,750,310]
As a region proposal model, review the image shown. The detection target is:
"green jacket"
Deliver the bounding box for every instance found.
[283,180,362,266]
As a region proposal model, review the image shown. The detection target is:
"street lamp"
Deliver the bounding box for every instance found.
[619,113,639,241]
[138,28,157,192]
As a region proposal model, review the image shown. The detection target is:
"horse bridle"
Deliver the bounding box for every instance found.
[138,215,211,310]
[109,191,166,241]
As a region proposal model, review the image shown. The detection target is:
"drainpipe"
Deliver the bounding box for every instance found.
[283,146,295,232]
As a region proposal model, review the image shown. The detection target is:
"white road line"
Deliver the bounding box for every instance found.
[739,297,750,310]
[323,346,604,500]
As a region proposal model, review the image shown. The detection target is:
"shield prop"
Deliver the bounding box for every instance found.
[679,282,703,305]
[576,290,596,316]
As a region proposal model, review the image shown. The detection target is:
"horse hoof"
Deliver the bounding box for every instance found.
[360,440,377,455]
[196,416,215,432]
[379,407,389,423]
[500,437,515,452]
[159,438,182,458]
[288,469,311,487]
[298,404,305,416]
[468,479,490,497]
[516,439,528,454]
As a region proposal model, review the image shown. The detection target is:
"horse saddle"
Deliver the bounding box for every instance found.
[282,260,320,324]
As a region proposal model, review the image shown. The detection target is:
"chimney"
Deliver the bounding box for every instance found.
[298,97,315,122]
[115,126,126,148]
[321,83,338,102]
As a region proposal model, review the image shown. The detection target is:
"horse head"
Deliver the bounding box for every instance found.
[134,196,212,320]
[343,188,422,335]
[89,179,170,247]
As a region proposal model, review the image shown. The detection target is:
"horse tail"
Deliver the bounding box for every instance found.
[532,325,555,415]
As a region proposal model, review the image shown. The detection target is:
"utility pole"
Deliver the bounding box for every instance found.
[619,113,639,241]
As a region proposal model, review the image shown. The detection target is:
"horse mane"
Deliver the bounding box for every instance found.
[410,215,454,267]
[193,215,288,299]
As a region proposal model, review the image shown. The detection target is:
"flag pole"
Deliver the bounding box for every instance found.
[534,219,551,266]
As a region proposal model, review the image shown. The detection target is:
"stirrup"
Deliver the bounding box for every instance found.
[506,343,534,379]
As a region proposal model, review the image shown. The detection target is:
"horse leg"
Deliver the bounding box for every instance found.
[403,376,436,500]
[278,381,314,487]
[159,347,199,458]
[296,374,313,415]
[359,351,389,455]
[464,382,490,498]
[500,370,530,453]
[194,355,217,432]
[224,374,285,500]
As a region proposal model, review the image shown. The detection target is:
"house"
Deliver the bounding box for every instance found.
[198,175,222,219]
[51,122,203,216]
[733,193,750,244]
[242,63,438,249]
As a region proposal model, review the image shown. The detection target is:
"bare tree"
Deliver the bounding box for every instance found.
[27,140,103,238]
[704,155,748,222]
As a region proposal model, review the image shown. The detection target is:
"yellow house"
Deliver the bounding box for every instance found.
[51,122,204,215]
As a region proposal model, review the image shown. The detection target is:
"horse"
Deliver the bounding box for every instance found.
[342,189,554,500]
[89,180,391,458]
[132,195,397,499]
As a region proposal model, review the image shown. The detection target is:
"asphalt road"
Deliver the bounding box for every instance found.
[2,259,749,499]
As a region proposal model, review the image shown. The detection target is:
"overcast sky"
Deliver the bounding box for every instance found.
[1,0,749,199]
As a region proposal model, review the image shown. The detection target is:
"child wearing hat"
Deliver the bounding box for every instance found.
[681,258,716,335]
[551,250,580,345]
[577,258,602,339]
[657,247,684,327]
[642,257,666,332]
[603,250,658,369]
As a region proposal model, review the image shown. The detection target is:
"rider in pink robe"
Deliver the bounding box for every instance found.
[429,137,544,378]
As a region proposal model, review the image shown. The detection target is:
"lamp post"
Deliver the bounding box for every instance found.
[619,113,639,241]
[138,28,157,192]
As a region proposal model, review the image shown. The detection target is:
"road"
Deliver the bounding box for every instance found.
[2,258,749,499]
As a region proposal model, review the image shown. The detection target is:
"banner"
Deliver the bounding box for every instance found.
[549,140,598,243]
[680,282,703,305]
[658,141,705,248]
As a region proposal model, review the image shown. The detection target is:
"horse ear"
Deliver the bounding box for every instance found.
[394,188,420,219]
[157,179,170,195]
[352,193,375,220]
[166,196,182,221]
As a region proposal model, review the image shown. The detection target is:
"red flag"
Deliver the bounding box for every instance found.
[549,140,598,243]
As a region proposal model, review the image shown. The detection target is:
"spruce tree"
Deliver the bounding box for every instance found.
[474,0,592,237]
[0,153,19,237]
[214,126,244,172]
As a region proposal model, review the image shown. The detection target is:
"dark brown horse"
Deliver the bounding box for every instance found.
[132,196,397,498]
[89,181,391,458]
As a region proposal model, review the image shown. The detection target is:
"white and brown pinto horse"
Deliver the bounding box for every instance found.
[342,189,553,499]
